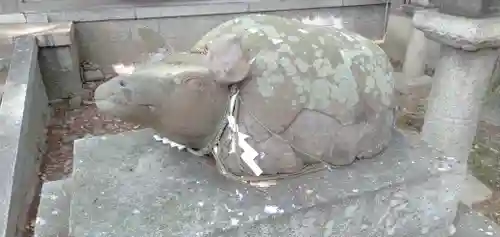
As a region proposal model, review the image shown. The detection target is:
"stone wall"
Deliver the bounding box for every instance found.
[75,5,388,74]
[0,35,50,237]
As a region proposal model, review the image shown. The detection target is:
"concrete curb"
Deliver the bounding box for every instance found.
[0,35,50,237]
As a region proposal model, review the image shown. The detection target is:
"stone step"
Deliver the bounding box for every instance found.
[68,128,464,237]
[34,180,71,237]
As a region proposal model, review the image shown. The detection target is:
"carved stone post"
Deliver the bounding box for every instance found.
[414,7,500,162]
[401,0,437,79]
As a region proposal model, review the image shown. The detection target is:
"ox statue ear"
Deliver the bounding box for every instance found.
[204,34,252,85]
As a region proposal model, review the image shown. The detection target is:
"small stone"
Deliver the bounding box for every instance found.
[82,100,94,106]
[105,73,117,80]
[69,96,82,109]
[61,135,79,144]
[83,69,105,82]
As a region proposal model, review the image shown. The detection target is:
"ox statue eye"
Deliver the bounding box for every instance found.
[119,80,126,87]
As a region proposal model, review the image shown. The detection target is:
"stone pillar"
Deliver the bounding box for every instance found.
[414,8,500,162]
[401,0,439,80]
[402,26,429,79]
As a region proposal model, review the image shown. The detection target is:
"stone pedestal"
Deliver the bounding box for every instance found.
[63,129,461,237]
[414,10,500,162]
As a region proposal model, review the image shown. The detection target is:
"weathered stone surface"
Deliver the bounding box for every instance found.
[39,46,84,101]
[82,69,105,82]
[453,203,500,237]
[413,10,500,51]
[394,73,432,118]
[34,180,71,237]
[0,22,73,47]
[422,46,498,161]
[17,0,385,22]
[70,128,462,237]
[0,42,12,101]
[0,35,50,237]
[481,93,500,126]
[94,14,395,177]
[76,6,387,74]
[25,13,49,23]
[438,0,493,18]
[459,174,492,207]
[0,21,83,101]
[0,13,25,23]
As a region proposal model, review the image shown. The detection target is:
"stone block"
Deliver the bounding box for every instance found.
[413,10,500,51]
[82,69,105,82]
[343,0,385,7]
[459,174,492,207]
[25,13,49,23]
[135,3,248,19]
[248,0,342,12]
[34,180,71,237]
[0,13,25,23]
[481,93,500,127]
[39,46,84,101]
[452,203,500,237]
[438,0,493,18]
[46,7,135,22]
[76,5,387,74]
[394,72,432,119]
[70,128,462,237]
[0,35,50,237]
[0,42,12,96]
[0,22,73,47]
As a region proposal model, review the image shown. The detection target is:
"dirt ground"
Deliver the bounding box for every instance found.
[41,81,143,181]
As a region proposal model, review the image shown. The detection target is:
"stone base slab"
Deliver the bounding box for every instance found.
[68,129,463,237]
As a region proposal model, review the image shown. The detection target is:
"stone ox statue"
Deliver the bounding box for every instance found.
[94,14,396,182]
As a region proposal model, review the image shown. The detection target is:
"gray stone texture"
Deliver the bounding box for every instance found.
[437,0,494,18]
[402,27,440,79]
[0,35,50,237]
[0,0,18,14]
[25,13,49,23]
[0,22,74,47]
[0,41,13,102]
[34,180,71,237]
[413,10,500,51]
[76,5,388,74]
[394,73,432,120]
[0,22,83,101]
[39,46,84,101]
[422,46,498,161]
[16,0,384,20]
[0,13,25,23]
[70,129,463,237]
[453,203,500,237]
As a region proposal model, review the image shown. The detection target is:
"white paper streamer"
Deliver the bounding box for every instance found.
[227,91,263,176]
